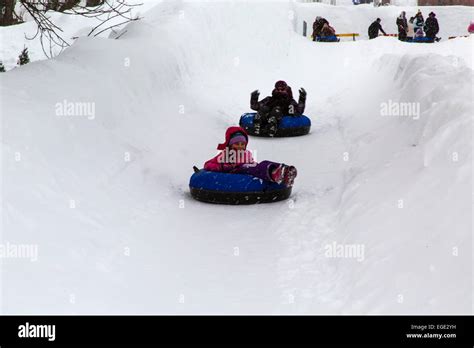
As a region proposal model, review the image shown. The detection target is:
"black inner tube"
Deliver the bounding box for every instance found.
[190,186,292,205]
[239,121,310,137]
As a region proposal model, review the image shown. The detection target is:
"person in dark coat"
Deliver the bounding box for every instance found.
[368,18,387,39]
[312,16,329,41]
[320,22,337,39]
[396,11,408,41]
[250,80,306,136]
[424,12,439,42]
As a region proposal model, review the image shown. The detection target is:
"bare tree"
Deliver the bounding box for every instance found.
[2,0,142,57]
[0,0,18,26]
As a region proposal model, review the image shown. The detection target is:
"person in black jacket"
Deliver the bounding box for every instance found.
[368,18,387,39]
[396,11,408,41]
[312,16,329,41]
[424,12,440,42]
[250,80,306,136]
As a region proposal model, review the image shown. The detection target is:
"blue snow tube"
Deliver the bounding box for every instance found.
[408,37,435,43]
[316,35,339,42]
[239,112,311,137]
[189,169,291,205]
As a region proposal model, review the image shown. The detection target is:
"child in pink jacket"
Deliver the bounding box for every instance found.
[468,21,474,34]
[204,126,297,187]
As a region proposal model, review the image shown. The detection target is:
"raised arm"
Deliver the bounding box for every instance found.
[250,90,260,111]
[294,87,306,115]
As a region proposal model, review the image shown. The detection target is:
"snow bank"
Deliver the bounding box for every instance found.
[316,52,472,313]
[1,0,472,314]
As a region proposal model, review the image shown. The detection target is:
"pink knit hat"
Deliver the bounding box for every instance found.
[228,132,247,146]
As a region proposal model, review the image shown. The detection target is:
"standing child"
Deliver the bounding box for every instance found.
[204,126,297,187]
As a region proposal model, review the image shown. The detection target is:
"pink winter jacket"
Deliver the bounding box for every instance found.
[204,149,255,172]
[204,126,255,173]
[468,22,474,34]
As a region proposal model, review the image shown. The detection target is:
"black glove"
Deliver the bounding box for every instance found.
[250,90,260,109]
[299,88,307,100]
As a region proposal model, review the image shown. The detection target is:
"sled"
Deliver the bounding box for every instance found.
[189,169,292,205]
[239,113,311,137]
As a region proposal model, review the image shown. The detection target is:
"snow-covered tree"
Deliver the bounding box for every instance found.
[1,0,142,57]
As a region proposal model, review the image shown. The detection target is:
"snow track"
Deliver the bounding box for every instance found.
[1,1,472,313]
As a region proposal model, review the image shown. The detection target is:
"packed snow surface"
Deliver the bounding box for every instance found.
[1,0,472,313]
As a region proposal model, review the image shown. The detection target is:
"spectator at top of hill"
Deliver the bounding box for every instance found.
[413,10,425,33]
[424,12,440,42]
[368,18,387,39]
[321,22,336,37]
[397,11,408,41]
[312,16,329,41]
[407,17,416,40]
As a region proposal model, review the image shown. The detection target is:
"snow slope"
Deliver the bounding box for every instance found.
[1,0,472,314]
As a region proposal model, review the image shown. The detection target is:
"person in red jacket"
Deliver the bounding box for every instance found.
[468,21,474,34]
[204,126,297,187]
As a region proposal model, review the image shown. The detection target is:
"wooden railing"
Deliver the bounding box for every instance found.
[336,33,360,41]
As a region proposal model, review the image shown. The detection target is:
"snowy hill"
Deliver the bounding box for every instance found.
[0,1,472,314]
